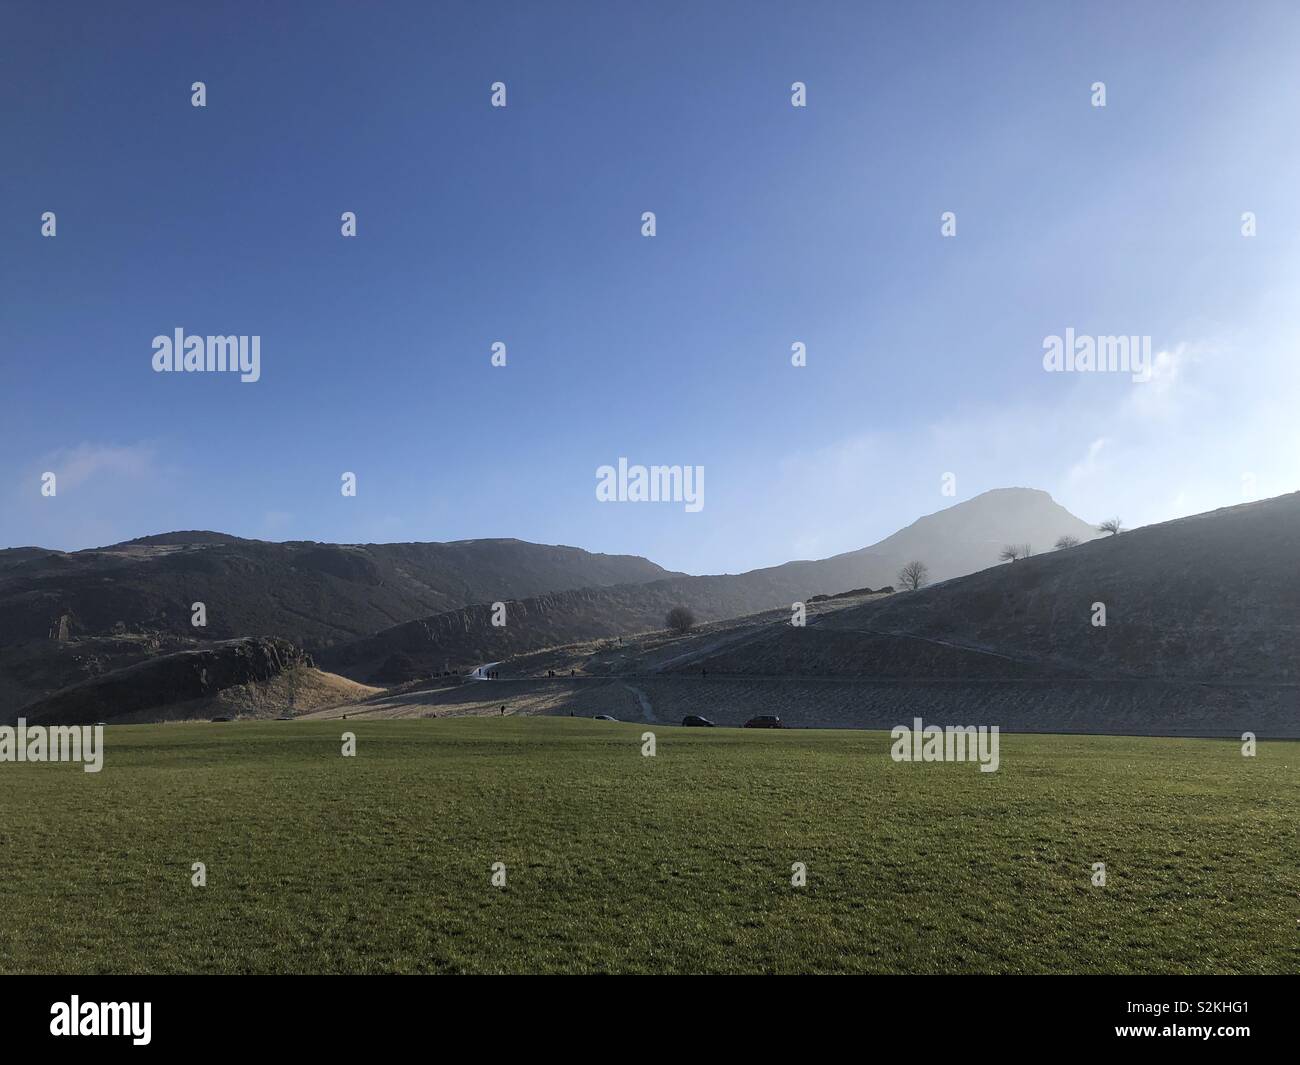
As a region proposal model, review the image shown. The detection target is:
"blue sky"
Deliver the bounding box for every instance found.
[3,0,1299,573]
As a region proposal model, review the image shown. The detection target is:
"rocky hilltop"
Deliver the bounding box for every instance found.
[20,637,315,724]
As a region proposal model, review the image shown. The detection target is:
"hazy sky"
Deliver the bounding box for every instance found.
[3,1,1298,574]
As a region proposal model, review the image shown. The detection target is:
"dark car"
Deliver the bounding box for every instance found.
[682,715,715,727]
[593,714,619,722]
[743,715,783,729]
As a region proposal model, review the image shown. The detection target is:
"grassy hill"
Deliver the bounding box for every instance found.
[17,637,376,725]
[0,717,1292,975]
[0,533,674,650]
[315,579,844,684]
[578,492,1300,734]
[698,492,1300,683]
[318,488,1100,685]
[798,485,1101,586]
[0,535,673,715]
[2,488,1099,710]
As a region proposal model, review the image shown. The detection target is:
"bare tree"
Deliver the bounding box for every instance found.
[1054,534,1081,550]
[897,560,929,591]
[1098,518,1123,536]
[999,544,1032,562]
[665,606,696,635]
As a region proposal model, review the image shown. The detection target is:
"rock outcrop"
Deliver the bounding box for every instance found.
[20,637,313,724]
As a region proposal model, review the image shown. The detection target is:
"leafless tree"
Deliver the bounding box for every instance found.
[897,560,929,591]
[1000,544,1032,562]
[665,606,696,635]
[1098,518,1123,536]
[1054,534,1081,550]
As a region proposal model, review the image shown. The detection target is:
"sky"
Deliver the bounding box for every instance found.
[2,0,1299,574]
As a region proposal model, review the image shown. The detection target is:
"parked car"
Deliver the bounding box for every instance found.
[593,714,619,721]
[682,715,715,727]
[743,715,783,729]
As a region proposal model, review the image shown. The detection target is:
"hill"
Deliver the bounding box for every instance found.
[315,580,828,683]
[0,534,673,651]
[744,486,1099,590]
[1,489,1096,712]
[328,493,1300,735]
[320,488,1098,683]
[18,636,377,725]
[698,492,1300,683]
[612,492,1300,735]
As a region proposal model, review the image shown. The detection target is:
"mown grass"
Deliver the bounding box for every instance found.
[0,718,1294,974]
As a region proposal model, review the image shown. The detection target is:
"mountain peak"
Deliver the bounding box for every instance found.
[108,531,255,549]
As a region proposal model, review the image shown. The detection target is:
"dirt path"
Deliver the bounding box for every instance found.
[648,619,781,673]
[621,682,657,722]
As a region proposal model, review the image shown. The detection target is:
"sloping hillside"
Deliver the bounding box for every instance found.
[327,496,1298,736]
[1,489,1102,715]
[2,489,1092,650]
[747,486,1099,589]
[0,534,675,650]
[320,489,1100,683]
[0,632,199,717]
[18,637,376,724]
[317,581,788,683]
[681,492,1300,684]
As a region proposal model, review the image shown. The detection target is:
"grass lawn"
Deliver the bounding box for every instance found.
[1,717,1295,974]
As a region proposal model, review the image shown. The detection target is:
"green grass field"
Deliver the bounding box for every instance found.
[1,718,1295,974]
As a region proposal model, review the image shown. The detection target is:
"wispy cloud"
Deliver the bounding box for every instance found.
[752,323,1300,568]
[36,442,161,492]
[1067,437,1111,483]
[2,442,172,551]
